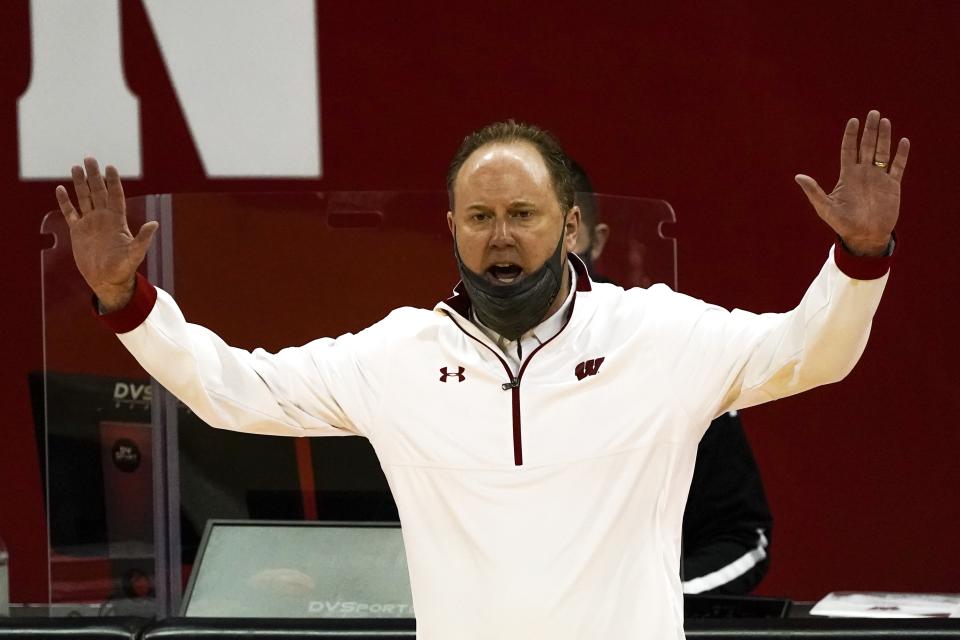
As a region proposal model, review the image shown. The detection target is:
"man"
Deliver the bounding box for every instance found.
[571,162,773,595]
[56,112,907,639]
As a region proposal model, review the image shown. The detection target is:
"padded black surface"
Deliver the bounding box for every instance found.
[685,594,791,619]
[143,616,960,640]
[685,617,960,638]
[0,617,144,640]
[142,618,416,639]
[2,615,959,639]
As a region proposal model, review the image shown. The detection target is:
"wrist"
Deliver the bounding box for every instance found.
[94,278,137,313]
[839,234,894,257]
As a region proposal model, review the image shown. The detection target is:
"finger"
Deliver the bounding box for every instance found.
[858,110,881,163]
[104,164,126,212]
[840,117,859,167]
[55,185,80,224]
[874,118,892,165]
[888,138,910,181]
[795,174,830,213]
[71,165,93,213]
[84,157,108,209]
[131,221,160,259]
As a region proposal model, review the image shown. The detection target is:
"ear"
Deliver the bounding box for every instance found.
[564,206,581,252]
[590,223,610,261]
[446,210,455,236]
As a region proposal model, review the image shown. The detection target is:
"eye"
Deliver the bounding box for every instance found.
[511,209,534,219]
[471,212,491,222]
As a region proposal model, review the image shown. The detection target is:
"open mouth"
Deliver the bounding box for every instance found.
[486,263,524,285]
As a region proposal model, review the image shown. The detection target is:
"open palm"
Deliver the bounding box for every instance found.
[55,157,158,310]
[796,110,910,256]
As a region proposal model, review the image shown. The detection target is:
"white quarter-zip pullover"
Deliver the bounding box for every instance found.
[103,245,890,639]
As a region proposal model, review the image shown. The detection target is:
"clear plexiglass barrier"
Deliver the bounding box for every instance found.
[40,192,676,618]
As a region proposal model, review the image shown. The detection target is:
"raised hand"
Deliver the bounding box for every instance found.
[795,110,910,256]
[56,157,158,311]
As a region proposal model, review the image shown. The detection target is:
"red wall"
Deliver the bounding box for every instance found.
[1,0,957,602]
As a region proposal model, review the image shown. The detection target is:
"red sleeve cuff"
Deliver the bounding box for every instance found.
[91,272,158,333]
[833,236,894,280]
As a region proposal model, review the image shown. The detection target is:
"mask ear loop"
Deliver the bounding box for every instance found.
[553,208,571,282]
[558,210,569,247]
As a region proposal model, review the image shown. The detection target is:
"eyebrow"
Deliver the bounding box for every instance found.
[465,200,537,211]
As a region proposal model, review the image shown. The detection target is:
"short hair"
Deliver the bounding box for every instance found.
[447,120,575,213]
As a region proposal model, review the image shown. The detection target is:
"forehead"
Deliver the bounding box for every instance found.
[454,141,556,207]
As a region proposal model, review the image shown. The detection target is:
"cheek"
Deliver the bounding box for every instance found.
[454,229,487,269]
[514,230,559,264]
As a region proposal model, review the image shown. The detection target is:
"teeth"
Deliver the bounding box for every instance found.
[487,263,521,283]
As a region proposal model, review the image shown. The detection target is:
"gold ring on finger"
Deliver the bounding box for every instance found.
[873,160,889,168]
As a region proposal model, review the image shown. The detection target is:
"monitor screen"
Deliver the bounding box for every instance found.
[181,521,414,618]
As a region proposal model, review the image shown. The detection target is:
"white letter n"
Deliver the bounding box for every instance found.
[19,0,321,180]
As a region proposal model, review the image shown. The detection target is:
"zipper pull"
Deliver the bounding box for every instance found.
[501,377,519,391]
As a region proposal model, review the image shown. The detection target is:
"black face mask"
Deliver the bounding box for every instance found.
[454,218,568,341]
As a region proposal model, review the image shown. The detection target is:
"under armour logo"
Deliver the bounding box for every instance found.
[439,366,466,382]
[575,357,605,381]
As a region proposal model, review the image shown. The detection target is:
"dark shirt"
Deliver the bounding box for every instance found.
[682,411,773,594]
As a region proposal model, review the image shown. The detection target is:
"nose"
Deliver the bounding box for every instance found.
[490,216,516,248]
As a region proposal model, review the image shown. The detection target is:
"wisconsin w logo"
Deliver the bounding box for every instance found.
[575,357,606,381]
[439,366,466,382]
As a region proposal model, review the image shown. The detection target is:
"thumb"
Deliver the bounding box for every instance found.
[131,221,159,258]
[794,174,829,213]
